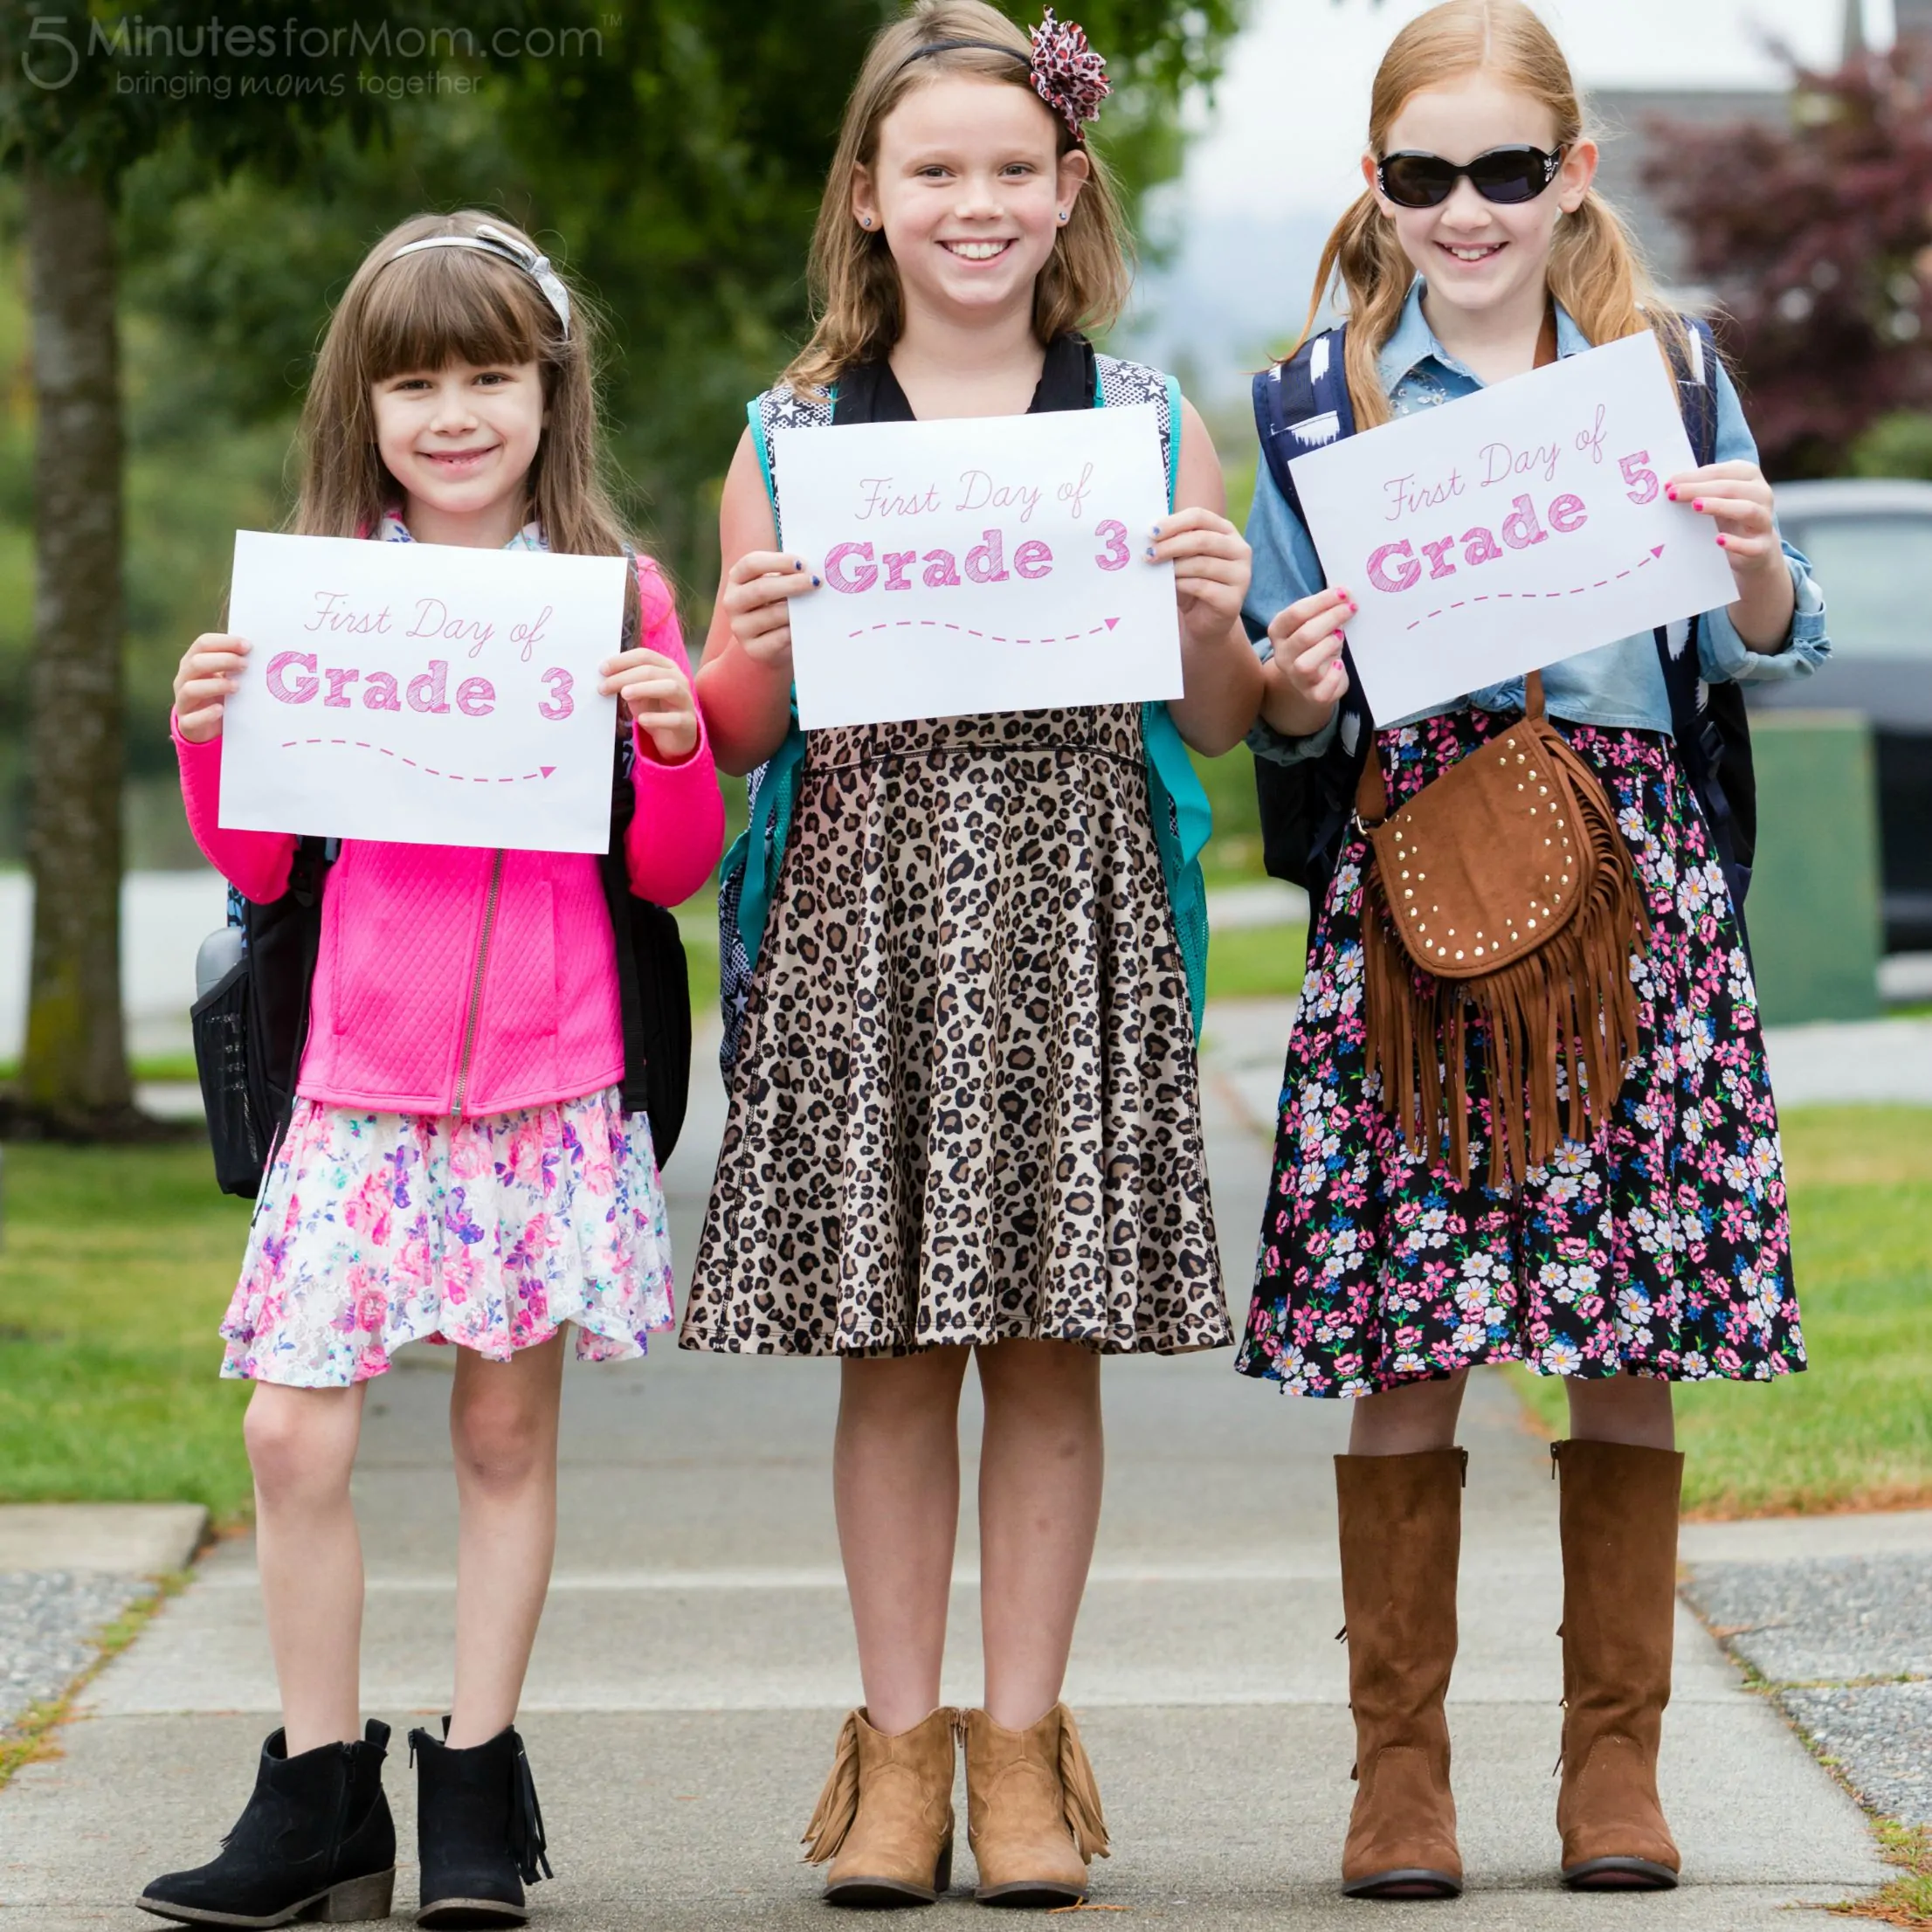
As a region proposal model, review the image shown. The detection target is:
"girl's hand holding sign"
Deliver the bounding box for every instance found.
[1666,458,1796,649]
[173,632,252,745]
[1262,586,1356,737]
[599,643,700,761]
[719,549,818,675]
[1148,504,1253,644]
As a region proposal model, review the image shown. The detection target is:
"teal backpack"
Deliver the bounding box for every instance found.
[716,339,1212,1074]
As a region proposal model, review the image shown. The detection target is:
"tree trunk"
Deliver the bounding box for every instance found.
[19,158,134,1133]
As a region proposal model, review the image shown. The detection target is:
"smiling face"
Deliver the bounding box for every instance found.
[370,359,546,542]
[1367,71,1596,323]
[853,72,1089,330]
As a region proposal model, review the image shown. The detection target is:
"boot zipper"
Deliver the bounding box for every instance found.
[452,851,505,1117]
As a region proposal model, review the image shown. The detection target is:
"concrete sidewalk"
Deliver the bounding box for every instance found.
[0,1020,1890,1927]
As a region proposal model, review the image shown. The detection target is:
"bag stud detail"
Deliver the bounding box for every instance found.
[1356,672,1651,1190]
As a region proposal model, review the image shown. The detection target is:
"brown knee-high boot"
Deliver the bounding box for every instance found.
[1554,1439,1685,1891]
[1335,1448,1466,1901]
[804,1707,958,1908]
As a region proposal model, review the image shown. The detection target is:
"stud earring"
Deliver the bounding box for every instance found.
[859,214,873,229]
[1057,209,1069,224]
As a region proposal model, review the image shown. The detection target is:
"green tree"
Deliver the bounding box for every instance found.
[119,1,1245,590]
[1,0,1243,1132]
[0,0,533,1132]
[1850,411,1932,480]
[1645,32,1932,476]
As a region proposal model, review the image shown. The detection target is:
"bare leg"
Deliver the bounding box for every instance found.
[1566,1374,1675,1451]
[976,1339,1104,1730]
[447,1334,566,1747]
[1348,1370,1470,1456]
[834,1349,973,1735]
[245,1381,368,1755]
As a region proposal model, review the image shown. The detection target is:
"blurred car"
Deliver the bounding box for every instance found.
[1751,478,1932,954]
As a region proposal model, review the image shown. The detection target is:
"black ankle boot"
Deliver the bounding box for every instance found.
[410,1720,551,1929]
[138,1721,396,1927]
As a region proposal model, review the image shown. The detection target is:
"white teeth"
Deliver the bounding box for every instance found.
[947,240,1009,260]
[1446,245,1501,261]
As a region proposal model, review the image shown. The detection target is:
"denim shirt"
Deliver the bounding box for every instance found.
[1245,283,1831,765]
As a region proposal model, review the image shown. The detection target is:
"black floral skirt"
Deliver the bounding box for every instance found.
[1238,709,1805,1397]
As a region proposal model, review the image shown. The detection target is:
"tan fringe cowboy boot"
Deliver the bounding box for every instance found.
[1554,1439,1686,1890]
[960,1704,1109,1907]
[803,1707,958,1908]
[1335,1448,1466,1900]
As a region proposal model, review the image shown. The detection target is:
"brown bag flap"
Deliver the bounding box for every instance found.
[1356,674,1593,983]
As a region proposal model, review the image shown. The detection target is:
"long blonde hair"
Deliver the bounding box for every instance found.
[293,210,631,561]
[1302,0,1688,430]
[783,0,1134,397]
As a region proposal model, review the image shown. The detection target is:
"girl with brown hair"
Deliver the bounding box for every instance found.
[1237,0,1828,1902]
[684,3,1260,1908]
[142,212,724,1928]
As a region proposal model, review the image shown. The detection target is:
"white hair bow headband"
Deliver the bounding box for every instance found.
[383,224,572,338]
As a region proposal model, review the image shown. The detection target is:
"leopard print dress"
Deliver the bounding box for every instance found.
[682,356,1229,1360]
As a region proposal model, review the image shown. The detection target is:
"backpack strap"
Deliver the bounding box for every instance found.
[1252,326,1356,528]
[1250,328,1377,897]
[1094,351,1211,1026]
[604,547,652,1114]
[726,390,816,972]
[1651,316,1755,912]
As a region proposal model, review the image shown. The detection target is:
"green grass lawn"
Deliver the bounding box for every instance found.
[1191,738,1271,888]
[4,1104,1924,1527]
[1513,1106,1932,1517]
[0,1144,256,1521]
[1207,925,1308,1004]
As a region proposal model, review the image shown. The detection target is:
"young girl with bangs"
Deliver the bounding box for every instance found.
[142,213,722,1929]
[684,2,1259,1908]
[1238,0,1827,1903]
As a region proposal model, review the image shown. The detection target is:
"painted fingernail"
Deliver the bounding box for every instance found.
[794,559,804,571]
[1716,535,1728,548]
[1666,486,1678,500]
[1145,547,1157,560]
[1694,499,1705,513]
[1151,524,1163,536]
[811,575,822,586]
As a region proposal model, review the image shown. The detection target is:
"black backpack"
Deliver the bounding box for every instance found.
[1248,320,1757,919]
[191,835,335,1197]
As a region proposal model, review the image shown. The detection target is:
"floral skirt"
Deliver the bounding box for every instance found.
[684,705,1227,1359]
[223,1087,674,1388]
[1238,712,1805,1397]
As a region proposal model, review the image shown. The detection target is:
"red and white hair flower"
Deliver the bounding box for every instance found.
[1029,10,1111,141]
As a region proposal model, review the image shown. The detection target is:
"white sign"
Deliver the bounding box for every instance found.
[772,407,1183,730]
[219,531,625,853]
[1287,333,1738,721]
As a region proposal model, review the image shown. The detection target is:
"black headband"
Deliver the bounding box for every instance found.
[893,15,1111,142]
[896,38,1031,76]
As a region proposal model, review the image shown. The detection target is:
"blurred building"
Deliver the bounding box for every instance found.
[1590,0,1932,300]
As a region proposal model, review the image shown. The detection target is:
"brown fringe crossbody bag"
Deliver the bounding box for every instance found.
[1356,671,1652,1189]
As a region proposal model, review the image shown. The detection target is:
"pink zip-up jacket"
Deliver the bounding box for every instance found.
[176,556,724,1119]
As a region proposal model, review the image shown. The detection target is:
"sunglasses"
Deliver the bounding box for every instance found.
[1376,143,1569,210]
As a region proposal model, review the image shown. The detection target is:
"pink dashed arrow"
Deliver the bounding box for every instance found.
[282,740,560,784]
[1404,542,1667,633]
[845,618,1124,646]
